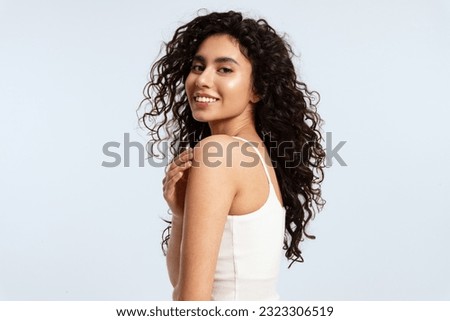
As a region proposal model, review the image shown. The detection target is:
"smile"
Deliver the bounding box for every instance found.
[195,96,218,103]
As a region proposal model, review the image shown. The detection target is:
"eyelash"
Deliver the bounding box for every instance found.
[219,67,233,73]
[190,65,203,72]
[190,65,233,74]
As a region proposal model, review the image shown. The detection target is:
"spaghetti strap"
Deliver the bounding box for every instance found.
[232,136,273,186]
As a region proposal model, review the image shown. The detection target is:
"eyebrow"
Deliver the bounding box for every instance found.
[192,55,240,66]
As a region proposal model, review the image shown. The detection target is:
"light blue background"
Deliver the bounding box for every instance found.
[1,0,449,300]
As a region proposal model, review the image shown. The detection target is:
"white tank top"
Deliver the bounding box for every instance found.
[211,136,286,301]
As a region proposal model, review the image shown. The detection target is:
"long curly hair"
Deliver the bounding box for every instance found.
[138,10,326,268]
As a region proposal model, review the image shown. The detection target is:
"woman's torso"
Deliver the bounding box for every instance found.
[211,136,286,301]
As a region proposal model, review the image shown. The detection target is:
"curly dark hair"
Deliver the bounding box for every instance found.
[138,10,326,268]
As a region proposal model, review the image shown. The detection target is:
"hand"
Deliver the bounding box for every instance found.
[162,149,193,217]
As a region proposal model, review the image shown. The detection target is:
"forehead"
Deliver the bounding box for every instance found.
[194,34,250,66]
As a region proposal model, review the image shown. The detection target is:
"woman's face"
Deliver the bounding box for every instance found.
[185,34,258,124]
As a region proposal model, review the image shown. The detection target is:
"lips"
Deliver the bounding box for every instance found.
[195,96,218,103]
[193,92,219,103]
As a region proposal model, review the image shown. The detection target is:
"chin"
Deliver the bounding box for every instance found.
[191,112,213,123]
[191,114,207,122]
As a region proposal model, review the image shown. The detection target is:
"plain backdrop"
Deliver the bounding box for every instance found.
[1,0,449,300]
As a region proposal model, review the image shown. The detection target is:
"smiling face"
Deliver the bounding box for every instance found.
[185,34,258,127]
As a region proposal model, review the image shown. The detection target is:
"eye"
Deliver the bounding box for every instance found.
[218,67,233,74]
[190,64,204,72]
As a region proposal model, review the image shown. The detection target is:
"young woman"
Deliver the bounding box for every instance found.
[139,11,326,301]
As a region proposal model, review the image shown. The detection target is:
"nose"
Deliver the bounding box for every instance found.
[195,67,213,88]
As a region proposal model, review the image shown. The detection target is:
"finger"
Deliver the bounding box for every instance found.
[164,172,183,195]
[164,150,192,180]
[167,154,193,173]
[164,150,189,174]
[165,161,191,183]
[173,149,193,167]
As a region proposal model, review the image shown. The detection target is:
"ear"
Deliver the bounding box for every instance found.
[250,92,261,104]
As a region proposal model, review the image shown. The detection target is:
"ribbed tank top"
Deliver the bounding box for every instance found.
[211,136,286,301]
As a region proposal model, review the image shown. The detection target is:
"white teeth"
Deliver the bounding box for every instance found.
[195,96,217,103]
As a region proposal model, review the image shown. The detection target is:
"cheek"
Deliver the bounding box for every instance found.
[222,75,251,98]
[184,74,195,95]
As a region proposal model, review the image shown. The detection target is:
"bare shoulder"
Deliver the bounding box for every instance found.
[191,134,248,170]
[193,134,241,151]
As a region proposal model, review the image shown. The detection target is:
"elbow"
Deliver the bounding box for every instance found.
[172,286,180,301]
[172,286,211,301]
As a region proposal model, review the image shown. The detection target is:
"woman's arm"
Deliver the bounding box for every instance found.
[173,136,239,301]
[166,214,183,288]
[162,149,193,288]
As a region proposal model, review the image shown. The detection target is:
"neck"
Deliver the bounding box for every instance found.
[208,107,258,138]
